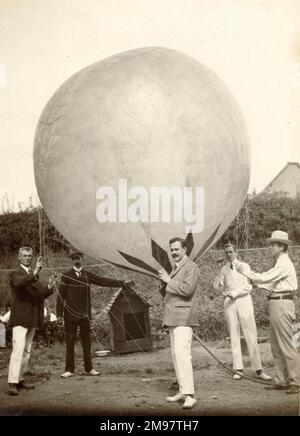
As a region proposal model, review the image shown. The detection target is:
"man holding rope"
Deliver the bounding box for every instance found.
[158,237,200,410]
[7,247,55,396]
[214,243,271,381]
[236,231,299,395]
[57,249,132,378]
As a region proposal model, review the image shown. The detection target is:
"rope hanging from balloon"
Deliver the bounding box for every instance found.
[37,208,271,386]
[37,208,151,354]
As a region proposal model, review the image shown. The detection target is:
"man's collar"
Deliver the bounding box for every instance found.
[276,252,287,261]
[73,266,83,273]
[226,257,237,265]
[174,255,187,268]
[20,264,31,274]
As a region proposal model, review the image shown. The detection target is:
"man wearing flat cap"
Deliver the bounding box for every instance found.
[57,248,132,378]
[236,231,299,395]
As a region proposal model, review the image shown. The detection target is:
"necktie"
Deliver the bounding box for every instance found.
[230,262,234,270]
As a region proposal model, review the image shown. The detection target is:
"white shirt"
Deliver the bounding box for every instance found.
[173,255,187,271]
[20,264,31,274]
[214,260,252,299]
[247,253,297,293]
[73,266,83,277]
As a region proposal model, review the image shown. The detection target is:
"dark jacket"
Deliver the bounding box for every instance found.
[56,269,123,322]
[8,266,53,329]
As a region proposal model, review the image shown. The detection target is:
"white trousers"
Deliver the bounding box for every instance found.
[8,326,36,384]
[225,295,262,371]
[169,326,194,395]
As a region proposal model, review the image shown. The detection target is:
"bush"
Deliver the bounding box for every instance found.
[91,312,112,349]
[9,243,299,347]
[34,321,65,347]
[217,192,300,248]
[0,208,69,257]
[195,296,228,341]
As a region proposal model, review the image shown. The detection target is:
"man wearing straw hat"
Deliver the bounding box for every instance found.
[236,230,299,395]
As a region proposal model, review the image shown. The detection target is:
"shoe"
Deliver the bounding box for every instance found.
[233,371,243,380]
[166,392,185,402]
[61,371,74,378]
[257,372,272,381]
[87,368,100,376]
[8,383,18,396]
[17,380,35,390]
[264,384,288,391]
[182,395,197,409]
[286,385,299,395]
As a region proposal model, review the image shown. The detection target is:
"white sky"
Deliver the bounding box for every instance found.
[0,0,300,209]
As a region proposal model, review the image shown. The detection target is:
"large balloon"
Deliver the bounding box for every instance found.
[34,47,250,275]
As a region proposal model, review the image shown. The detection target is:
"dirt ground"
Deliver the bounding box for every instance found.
[0,339,299,416]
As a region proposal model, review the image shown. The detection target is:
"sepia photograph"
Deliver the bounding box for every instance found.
[0,0,299,420]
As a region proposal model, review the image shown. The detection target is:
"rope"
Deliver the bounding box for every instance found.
[46,254,107,350]
[34,207,274,381]
[36,207,153,356]
[209,245,300,253]
[37,206,43,257]
[0,263,113,272]
[121,284,153,350]
[192,332,272,385]
[107,309,151,354]
[43,248,149,354]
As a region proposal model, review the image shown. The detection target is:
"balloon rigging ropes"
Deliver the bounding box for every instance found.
[37,208,272,385]
[38,209,151,354]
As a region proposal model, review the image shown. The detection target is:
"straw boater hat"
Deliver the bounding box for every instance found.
[266,230,293,246]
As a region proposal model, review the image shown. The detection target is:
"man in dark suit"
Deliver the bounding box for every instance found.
[8,246,55,395]
[158,237,200,409]
[57,249,131,378]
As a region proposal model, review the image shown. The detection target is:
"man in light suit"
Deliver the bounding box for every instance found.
[158,237,200,409]
[214,243,271,381]
[236,231,299,395]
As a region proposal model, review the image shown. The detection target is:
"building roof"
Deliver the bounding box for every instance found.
[103,286,151,314]
[263,162,300,192]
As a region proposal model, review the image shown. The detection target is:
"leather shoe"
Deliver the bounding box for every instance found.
[18,380,35,390]
[8,384,18,396]
[286,385,299,395]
